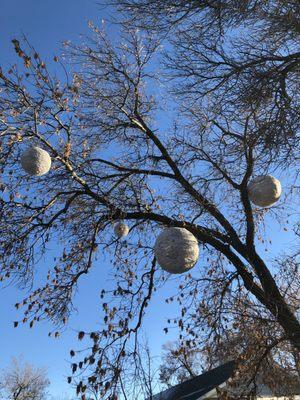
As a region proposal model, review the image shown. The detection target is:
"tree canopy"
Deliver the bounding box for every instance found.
[0,358,49,400]
[0,0,299,398]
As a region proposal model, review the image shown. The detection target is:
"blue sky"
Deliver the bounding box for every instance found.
[0,1,179,392]
[1,0,103,62]
[0,2,181,397]
[0,1,112,397]
[0,1,298,399]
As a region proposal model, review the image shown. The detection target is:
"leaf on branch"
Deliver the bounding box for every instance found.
[78,331,85,340]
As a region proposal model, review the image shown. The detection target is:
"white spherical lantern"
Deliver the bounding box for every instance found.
[114,222,130,238]
[21,146,52,176]
[154,227,199,274]
[247,175,281,207]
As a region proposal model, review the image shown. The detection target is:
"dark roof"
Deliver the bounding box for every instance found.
[149,361,236,400]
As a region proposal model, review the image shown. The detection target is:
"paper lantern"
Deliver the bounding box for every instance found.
[247,175,281,207]
[21,146,51,176]
[114,222,129,238]
[154,227,199,274]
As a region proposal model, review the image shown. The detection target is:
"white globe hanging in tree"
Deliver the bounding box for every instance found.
[247,175,282,207]
[154,227,199,274]
[21,146,52,176]
[114,222,130,238]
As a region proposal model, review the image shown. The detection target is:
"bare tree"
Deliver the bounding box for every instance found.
[111,0,300,161]
[205,327,300,398]
[159,341,202,387]
[159,322,300,397]
[0,1,299,398]
[0,358,49,400]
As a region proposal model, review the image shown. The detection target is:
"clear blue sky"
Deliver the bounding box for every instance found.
[0,1,297,399]
[1,0,104,62]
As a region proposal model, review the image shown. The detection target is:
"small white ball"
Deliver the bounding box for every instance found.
[114,222,130,238]
[154,227,199,274]
[21,146,52,176]
[248,175,281,207]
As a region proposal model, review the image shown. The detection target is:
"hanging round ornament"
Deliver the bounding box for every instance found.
[247,175,281,207]
[114,221,130,238]
[21,146,52,176]
[154,227,199,274]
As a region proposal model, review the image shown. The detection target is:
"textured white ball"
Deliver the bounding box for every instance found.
[21,146,52,176]
[114,222,130,238]
[154,227,199,274]
[248,175,281,207]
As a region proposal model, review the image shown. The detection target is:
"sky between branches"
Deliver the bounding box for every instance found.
[0,0,298,398]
